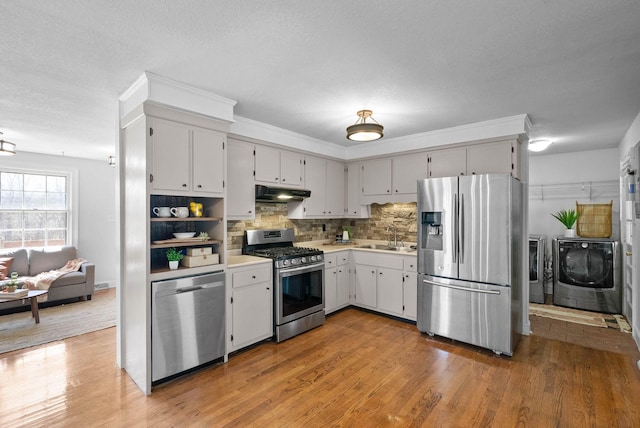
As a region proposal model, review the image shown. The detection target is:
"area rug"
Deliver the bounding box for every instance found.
[0,288,115,354]
[530,303,631,333]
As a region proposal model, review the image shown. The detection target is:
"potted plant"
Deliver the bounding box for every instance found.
[5,272,19,292]
[166,247,184,270]
[551,209,579,237]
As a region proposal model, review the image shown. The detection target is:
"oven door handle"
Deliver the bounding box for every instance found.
[278,262,325,275]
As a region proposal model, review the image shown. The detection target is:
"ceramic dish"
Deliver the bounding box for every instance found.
[173,232,196,239]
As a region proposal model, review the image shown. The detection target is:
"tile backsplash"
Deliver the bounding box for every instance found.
[227,202,417,250]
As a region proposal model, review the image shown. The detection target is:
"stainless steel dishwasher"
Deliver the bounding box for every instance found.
[152,271,225,382]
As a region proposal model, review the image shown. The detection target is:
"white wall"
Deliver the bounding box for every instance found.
[529,148,620,292]
[619,109,640,160]
[1,152,117,287]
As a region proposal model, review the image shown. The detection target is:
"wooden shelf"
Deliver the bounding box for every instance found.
[150,239,222,249]
[150,217,222,222]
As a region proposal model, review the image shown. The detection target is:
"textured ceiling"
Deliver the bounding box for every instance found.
[1,1,640,160]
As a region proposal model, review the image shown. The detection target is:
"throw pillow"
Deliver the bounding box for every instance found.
[0,257,14,280]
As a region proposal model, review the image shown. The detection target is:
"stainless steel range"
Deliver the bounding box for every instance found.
[243,229,325,342]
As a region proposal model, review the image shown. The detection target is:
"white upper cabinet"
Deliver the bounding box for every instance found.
[359,154,428,203]
[361,158,392,196]
[428,140,520,179]
[150,119,191,192]
[150,118,225,195]
[280,150,305,187]
[466,140,515,176]
[326,159,345,216]
[392,153,429,194]
[427,146,467,178]
[227,139,255,220]
[345,162,370,218]
[192,127,225,194]
[254,145,304,187]
[288,156,344,218]
[302,155,327,217]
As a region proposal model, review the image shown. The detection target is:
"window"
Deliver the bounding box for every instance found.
[0,170,70,248]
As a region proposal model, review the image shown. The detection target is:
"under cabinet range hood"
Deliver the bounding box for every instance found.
[255,185,311,202]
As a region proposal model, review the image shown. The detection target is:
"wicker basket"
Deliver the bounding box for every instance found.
[575,200,613,238]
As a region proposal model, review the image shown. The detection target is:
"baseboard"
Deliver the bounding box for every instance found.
[94,281,116,290]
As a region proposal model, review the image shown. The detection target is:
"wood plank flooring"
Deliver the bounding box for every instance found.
[1,307,639,427]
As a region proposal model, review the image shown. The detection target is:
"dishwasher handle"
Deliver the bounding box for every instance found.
[176,285,204,293]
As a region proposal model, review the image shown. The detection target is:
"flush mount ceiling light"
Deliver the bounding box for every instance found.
[528,139,553,152]
[0,132,16,156]
[346,110,384,142]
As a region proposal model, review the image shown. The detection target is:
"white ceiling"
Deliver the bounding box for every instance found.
[1,1,640,160]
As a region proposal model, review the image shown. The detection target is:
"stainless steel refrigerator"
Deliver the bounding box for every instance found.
[417,173,523,355]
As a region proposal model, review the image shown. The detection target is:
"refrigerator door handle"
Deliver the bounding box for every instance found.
[452,193,458,263]
[422,278,501,295]
[460,192,465,264]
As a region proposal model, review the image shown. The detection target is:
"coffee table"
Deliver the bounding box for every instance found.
[0,290,49,324]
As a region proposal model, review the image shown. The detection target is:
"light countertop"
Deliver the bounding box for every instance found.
[227,255,272,268]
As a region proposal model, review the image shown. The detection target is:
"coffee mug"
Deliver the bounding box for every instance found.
[153,206,171,217]
[171,207,189,218]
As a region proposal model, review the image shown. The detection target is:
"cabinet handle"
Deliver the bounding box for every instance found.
[275,177,279,180]
[182,183,188,187]
[386,189,390,193]
[395,189,398,193]
[266,287,270,290]
[282,178,286,182]
[252,275,256,279]
[248,210,252,214]
[379,272,383,275]
[197,184,202,188]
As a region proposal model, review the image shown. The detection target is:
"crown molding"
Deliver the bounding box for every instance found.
[230,116,347,159]
[345,114,531,160]
[118,72,237,123]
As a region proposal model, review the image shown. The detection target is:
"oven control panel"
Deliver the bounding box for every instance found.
[276,253,324,269]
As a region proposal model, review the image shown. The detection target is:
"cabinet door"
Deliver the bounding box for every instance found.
[361,158,392,195]
[280,150,304,187]
[254,145,280,184]
[466,141,513,176]
[393,153,428,194]
[227,140,255,219]
[192,127,225,194]
[304,156,327,216]
[346,162,361,216]
[325,267,337,314]
[231,282,272,350]
[376,267,403,316]
[151,119,191,191]
[403,271,417,320]
[428,147,466,178]
[326,159,345,216]
[354,265,377,308]
[336,267,350,308]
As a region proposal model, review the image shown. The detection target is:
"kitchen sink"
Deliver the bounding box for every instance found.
[356,244,416,252]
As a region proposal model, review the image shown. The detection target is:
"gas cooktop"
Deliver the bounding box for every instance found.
[242,229,324,269]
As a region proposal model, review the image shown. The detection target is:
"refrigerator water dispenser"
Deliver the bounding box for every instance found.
[421,211,443,250]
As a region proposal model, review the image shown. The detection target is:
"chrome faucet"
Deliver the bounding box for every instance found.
[386,224,398,247]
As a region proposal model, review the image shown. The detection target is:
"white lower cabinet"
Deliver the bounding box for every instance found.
[354,266,377,309]
[325,251,350,314]
[376,266,403,316]
[227,263,273,353]
[402,256,418,321]
[353,251,417,321]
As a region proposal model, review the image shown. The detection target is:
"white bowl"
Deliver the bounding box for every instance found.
[173,232,196,239]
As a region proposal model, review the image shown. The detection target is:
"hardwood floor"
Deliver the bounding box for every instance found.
[1,308,639,427]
